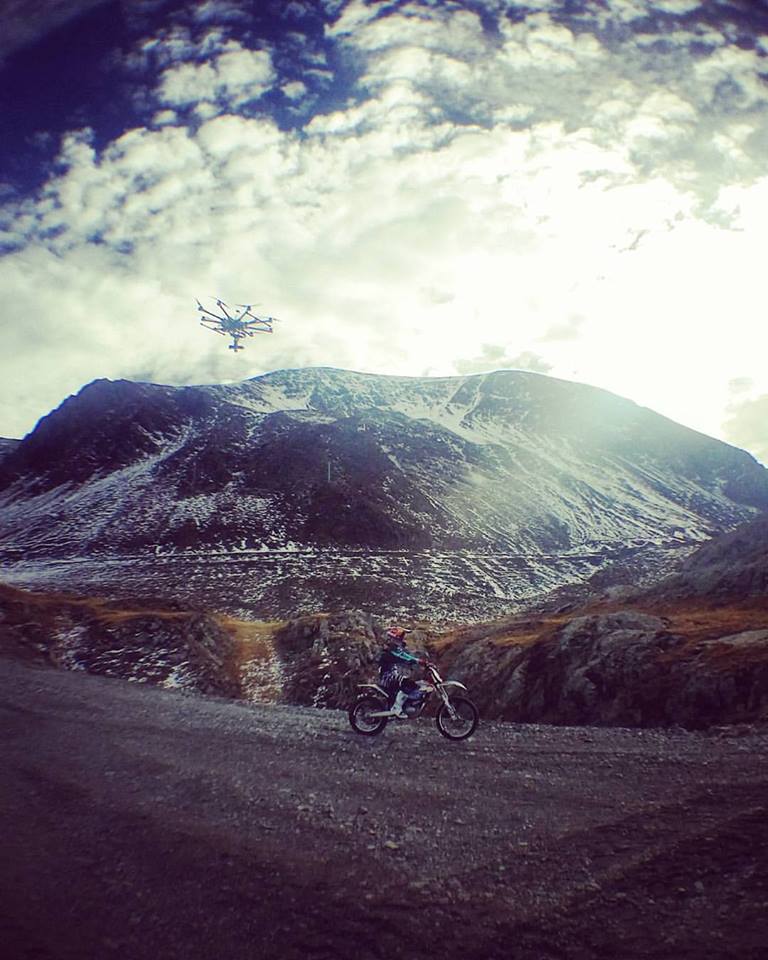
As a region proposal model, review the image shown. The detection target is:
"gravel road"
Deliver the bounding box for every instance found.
[1,657,766,960]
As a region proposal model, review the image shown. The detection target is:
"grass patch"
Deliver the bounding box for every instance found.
[215,615,286,671]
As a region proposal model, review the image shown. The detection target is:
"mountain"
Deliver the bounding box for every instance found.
[1,367,766,620]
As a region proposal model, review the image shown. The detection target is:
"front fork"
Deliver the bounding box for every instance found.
[438,686,458,720]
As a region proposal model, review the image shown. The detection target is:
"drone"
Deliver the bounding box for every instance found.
[196,297,278,351]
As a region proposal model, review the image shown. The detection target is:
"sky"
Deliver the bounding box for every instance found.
[0,0,767,464]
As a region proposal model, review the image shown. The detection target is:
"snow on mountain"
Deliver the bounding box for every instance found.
[0,438,20,464]
[1,367,766,620]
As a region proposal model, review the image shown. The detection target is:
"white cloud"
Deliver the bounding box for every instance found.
[456,346,552,375]
[282,80,307,100]
[191,1,250,25]
[337,4,487,57]
[724,394,768,465]
[325,0,389,37]
[156,42,275,110]
[585,0,647,25]
[652,0,701,13]
[500,13,603,72]
[2,0,768,466]
[693,45,768,109]
[152,108,178,125]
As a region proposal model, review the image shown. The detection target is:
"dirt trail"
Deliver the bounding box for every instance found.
[1,657,766,960]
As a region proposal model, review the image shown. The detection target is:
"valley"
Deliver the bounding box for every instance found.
[0,540,685,622]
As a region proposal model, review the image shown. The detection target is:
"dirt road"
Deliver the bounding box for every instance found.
[1,657,766,960]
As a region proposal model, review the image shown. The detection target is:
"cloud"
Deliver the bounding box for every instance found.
[653,0,701,13]
[456,346,552,375]
[281,80,307,100]
[1,0,768,463]
[728,377,753,397]
[539,316,586,342]
[191,1,250,26]
[724,394,768,465]
[155,42,275,110]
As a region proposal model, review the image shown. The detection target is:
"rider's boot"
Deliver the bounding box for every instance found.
[391,690,408,718]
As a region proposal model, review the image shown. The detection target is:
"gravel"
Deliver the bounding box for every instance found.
[1,656,766,959]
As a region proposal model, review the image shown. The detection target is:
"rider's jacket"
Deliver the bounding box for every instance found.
[378,644,420,669]
[378,644,420,690]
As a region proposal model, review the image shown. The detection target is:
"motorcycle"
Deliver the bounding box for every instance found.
[348,658,479,741]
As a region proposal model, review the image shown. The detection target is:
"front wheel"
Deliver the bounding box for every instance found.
[436,696,479,740]
[349,695,388,736]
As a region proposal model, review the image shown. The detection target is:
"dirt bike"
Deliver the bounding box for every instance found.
[348,658,479,741]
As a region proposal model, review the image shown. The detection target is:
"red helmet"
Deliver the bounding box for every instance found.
[386,626,407,645]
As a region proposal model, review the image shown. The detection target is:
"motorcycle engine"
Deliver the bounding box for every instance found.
[404,691,426,716]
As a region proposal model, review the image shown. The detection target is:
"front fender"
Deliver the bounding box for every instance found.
[439,680,467,692]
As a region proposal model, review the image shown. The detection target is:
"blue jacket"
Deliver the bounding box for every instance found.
[378,644,420,678]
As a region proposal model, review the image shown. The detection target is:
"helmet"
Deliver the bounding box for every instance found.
[386,626,407,646]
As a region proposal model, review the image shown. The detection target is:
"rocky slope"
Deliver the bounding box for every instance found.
[438,513,768,728]
[645,511,768,603]
[1,367,767,620]
[0,584,241,698]
[0,582,394,708]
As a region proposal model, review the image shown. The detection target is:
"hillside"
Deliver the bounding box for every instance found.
[2,509,767,729]
[437,512,768,728]
[1,367,766,620]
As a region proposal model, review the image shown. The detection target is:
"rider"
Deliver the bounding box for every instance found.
[378,626,425,718]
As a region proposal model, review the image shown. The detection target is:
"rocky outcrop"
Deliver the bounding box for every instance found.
[270,612,431,709]
[441,610,768,729]
[0,582,445,714]
[0,584,424,708]
[270,611,381,708]
[0,584,240,697]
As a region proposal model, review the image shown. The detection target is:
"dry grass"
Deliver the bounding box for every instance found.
[433,614,572,652]
[433,596,767,668]
[0,583,192,624]
[655,605,768,644]
[215,615,286,670]
[650,603,768,669]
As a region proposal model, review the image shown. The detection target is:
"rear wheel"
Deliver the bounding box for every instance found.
[349,695,388,736]
[436,696,479,740]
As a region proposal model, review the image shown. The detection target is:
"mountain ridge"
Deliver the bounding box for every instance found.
[1,367,766,620]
